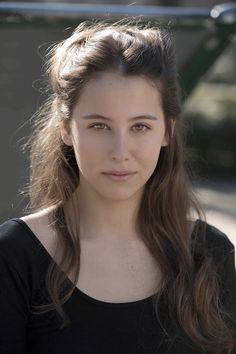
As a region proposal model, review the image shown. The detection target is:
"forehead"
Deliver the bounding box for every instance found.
[79,71,159,98]
[73,72,164,118]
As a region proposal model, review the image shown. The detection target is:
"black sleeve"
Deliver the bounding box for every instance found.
[0,222,30,354]
[220,245,236,330]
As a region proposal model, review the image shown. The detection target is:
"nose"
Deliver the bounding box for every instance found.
[109,132,130,162]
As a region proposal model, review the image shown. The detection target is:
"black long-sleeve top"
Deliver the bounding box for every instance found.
[0,218,235,354]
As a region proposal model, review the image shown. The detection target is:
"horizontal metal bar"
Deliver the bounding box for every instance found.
[211,3,236,24]
[0,2,211,19]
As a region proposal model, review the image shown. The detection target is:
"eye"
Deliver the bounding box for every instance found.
[132,123,151,132]
[89,123,109,130]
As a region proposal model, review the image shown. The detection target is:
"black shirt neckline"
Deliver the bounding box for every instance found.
[11,217,199,308]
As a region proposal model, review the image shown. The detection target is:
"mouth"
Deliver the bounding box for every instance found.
[102,171,136,176]
[101,171,137,181]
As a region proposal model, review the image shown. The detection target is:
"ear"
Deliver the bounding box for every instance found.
[161,118,176,147]
[60,119,73,146]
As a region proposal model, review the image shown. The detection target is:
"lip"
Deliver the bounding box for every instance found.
[101,171,137,181]
[102,170,136,176]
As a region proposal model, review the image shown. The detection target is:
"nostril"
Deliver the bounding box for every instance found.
[110,138,129,161]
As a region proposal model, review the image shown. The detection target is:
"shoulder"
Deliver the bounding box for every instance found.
[20,208,58,260]
[0,208,56,270]
[0,218,35,253]
[0,218,36,265]
[193,220,234,262]
[0,218,40,290]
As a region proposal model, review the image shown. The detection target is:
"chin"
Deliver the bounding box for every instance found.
[95,187,143,203]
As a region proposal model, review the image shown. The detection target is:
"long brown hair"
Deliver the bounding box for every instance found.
[25,20,235,353]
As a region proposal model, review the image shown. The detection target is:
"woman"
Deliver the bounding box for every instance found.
[0,21,235,354]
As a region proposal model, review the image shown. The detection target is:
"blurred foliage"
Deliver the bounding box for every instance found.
[184,83,236,179]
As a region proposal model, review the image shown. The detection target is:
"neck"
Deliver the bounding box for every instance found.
[70,185,143,242]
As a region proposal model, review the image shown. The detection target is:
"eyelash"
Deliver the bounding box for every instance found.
[88,123,151,132]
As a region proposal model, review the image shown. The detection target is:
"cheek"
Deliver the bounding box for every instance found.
[143,146,162,178]
[72,134,105,168]
[147,148,162,169]
[138,136,163,161]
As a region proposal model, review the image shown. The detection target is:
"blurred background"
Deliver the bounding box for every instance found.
[0,0,235,248]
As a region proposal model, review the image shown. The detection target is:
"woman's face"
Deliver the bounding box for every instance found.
[61,72,169,203]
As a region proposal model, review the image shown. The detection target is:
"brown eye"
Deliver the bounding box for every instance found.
[89,123,109,130]
[132,124,150,132]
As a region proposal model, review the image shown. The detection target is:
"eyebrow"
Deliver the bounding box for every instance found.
[82,113,158,121]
